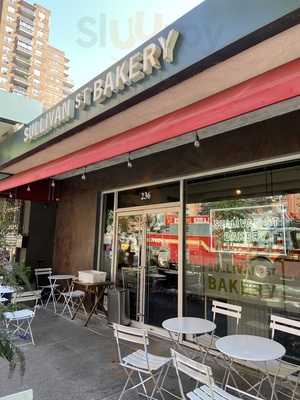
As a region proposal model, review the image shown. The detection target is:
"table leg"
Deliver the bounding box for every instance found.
[195,332,214,363]
[83,287,105,327]
[71,296,84,320]
[51,279,57,313]
[246,362,280,400]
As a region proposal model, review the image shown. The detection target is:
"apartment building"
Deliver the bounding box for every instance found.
[0,0,73,109]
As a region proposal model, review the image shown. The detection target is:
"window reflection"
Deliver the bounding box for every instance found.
[185,170,300,363]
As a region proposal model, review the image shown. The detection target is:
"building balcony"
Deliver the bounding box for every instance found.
[12,85,27,96]
[64,79,74,89]
[14,55,31,69]
[19,5,35,20]
[17,24,34,39]
[12,75,29,88]
[16,43,32,58]
[12,65,29,78]
[63,87,73,96]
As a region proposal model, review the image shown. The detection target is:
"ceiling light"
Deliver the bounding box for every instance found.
[194,133,200,148]
[127,154,133,168]
[27,185,31,192]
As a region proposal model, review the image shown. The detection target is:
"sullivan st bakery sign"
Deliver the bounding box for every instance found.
[24,29,180,143]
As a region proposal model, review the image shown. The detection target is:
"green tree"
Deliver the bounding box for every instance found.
[0,198,26,377]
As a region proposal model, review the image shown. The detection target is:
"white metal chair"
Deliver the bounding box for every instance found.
[113,323,170,400]
[246,315,300,400]
[60,282,87,318]
[199,300,242,352]
[34,268,60,308]
[171,348,263,400]
[0,389,33,400]
[3,290,41,346]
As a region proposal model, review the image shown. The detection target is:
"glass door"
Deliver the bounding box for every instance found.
[115,213,144,321]
[144,210,179,326]
[115,207,179,327]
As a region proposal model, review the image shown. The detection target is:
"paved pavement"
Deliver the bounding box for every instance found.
[0,308,295,399]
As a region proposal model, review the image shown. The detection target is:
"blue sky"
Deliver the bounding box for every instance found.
[35,0,203,89]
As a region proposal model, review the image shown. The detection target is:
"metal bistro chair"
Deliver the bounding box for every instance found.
[3,290,41,346]
[171,348,263,400]
[34,268,60,308]
[113,323,170,400]
[199,300,242,353]
[60,281,87,319]
[246,315,300,400]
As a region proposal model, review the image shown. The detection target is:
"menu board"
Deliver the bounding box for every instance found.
[210,204,287,256]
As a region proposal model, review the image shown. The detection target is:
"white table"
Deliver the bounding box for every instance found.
[216,335,286,400]
[0,286,15,294]
[48,275,74,313]
[163,317,216,360]
[162,317,216,399]
[0,286,15,303]
[163,317,216,336]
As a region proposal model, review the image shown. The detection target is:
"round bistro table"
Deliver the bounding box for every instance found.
[0,286,15,304]
[161,317,216,399]
[216,334,286,400]
[163,317,216,360]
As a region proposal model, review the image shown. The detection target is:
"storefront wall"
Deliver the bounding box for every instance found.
[53,109,300,274]
[53,110,300,362]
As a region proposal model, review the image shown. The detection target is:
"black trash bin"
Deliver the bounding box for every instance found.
[107,288,130,325]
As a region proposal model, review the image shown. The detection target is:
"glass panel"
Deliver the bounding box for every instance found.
[185,168,300,364]
[144,210,178,326]
[100,193,114,279]
[116,214,143,321]
[118,182,180,208]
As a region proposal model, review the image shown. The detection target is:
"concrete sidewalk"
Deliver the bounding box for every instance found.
[0,309,294,400]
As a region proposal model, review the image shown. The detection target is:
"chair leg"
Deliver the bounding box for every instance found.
[119,370,134,400]
[291,372,300,400]
[149,368,166,400]
[27,320,35,346]
[61,296,73,318]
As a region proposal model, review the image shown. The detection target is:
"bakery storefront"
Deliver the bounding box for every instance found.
[0,1,300,364]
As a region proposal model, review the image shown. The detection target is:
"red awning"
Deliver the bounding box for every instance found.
[1,58,300,193]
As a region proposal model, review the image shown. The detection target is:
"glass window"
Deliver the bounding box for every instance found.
[184,166,300,364]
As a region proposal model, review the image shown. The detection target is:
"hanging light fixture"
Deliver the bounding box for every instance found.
[9,192,13,199]
[81,167,87,181]
[51,179,55,188]
[127,154,133,168]
[194,133,200,148]
[27,185,31,192]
